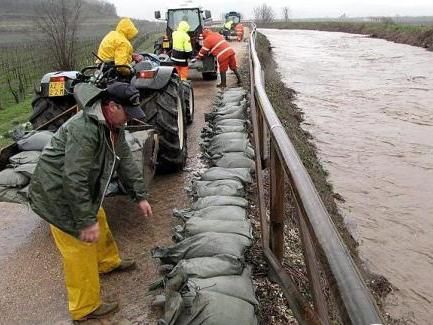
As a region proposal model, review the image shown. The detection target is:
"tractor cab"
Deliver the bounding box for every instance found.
[155,8,211,54]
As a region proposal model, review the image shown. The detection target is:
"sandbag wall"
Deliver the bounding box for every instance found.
[151,88,259,325]
[0,130,54,203]
[0,128,151,203]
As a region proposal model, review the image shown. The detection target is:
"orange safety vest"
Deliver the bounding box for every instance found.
[198,31,235,63]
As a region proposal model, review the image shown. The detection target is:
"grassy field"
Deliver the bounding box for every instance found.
[0,98,32,147]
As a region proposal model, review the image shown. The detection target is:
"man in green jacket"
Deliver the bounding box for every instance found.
[29,82,152,321]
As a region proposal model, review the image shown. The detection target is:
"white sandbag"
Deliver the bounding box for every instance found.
[9,151,41,165]
[0,186,27,204]
[17,131,54,151]
[0,168,29,187]
[14,164,37,178]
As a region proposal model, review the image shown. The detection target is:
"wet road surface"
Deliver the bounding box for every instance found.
[261,28,433,324]
[0,39,247,324]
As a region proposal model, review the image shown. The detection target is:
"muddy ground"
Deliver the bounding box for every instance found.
[0,40,246,324]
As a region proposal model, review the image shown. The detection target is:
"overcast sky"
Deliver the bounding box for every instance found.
[104,0,433,21]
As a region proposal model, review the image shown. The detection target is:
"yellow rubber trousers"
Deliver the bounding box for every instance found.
[50,208,121,320]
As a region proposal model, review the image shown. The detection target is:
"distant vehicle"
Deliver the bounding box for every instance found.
[154,7,218,81]
[222,11,242,40]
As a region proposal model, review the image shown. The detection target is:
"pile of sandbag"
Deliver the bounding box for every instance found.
[0,131,53,203]
[151,88,258,325]
[0,130,152,203]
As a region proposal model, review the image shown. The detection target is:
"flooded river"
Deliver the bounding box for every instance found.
[260,29,433,324]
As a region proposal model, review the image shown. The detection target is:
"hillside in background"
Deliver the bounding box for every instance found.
[0,0,117,19]
[0,0,161,45]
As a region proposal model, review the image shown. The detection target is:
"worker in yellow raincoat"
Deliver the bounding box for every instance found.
[97,17,142,76]
[171,21,193,80]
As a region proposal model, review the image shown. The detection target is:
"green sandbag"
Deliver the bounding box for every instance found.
[176,291,258,325]
[168,254,244,278]
[199,167,252,184]
[188,267,258,306]
[191,179,245,198]
[180,218,252,239]
[152,232,251,265]
[173,206,247,222]
[192,196,248,210]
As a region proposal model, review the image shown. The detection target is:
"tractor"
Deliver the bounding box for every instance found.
[153,7,218,81]
[29,53,189,173]
[222,11,243,41]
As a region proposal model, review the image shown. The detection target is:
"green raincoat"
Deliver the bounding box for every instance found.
[29,84,147,238]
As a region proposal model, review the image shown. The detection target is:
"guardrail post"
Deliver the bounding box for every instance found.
[269,140,285,261]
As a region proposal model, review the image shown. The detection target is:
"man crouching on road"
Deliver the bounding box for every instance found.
[29,82,152,321]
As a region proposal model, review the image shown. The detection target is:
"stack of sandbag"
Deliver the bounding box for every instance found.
[0,131,53,203]
[0,130,152,203]
[151,87,258,325]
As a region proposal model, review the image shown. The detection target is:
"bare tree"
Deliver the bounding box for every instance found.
[282,6,291,22]
[253,4,275,25]
[34,0,83,70]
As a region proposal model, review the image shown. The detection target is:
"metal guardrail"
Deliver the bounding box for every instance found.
[248,24,383,325]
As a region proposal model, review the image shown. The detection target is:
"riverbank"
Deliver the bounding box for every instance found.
[259,21,433,50]
[240,33,400,323]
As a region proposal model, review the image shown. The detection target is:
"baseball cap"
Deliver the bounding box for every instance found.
[105,82,145,120]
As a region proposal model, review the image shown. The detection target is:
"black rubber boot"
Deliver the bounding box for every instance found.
[216,72,227,88]
[234,69,242,85]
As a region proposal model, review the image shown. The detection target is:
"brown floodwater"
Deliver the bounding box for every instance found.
[261,28,433,324]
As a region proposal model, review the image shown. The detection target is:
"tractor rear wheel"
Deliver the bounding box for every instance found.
[141,77,187,172]
[30,96,76,131]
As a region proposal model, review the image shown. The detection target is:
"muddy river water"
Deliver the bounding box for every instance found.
[260,29,433,324]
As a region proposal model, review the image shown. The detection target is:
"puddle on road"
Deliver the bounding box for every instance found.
[0,203,41,261]
[261,28,433,324]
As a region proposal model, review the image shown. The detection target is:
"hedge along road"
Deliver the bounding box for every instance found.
[0,39,248,324]
[260,28,433,324]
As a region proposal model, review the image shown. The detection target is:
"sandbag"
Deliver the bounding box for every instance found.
[152,232,251,264]
[125,130,142,152]
[215,119,248,127]
[191,179,245,198]
[180,218,252,239]
[214,124,248,134]
[0,168,29,187]
[213,153,255,171]
[17,131,54,151]
[188,267,258,306]
[174,206,247,222]
[199,167,252,184]
[204,132,248,144]
[192,196,248,210]
[0,186,27,204]
[9,151,41,165]
[168,254,244,278]
[14,163,37,178]
[176,291,258,325]
[205,138,254,158]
